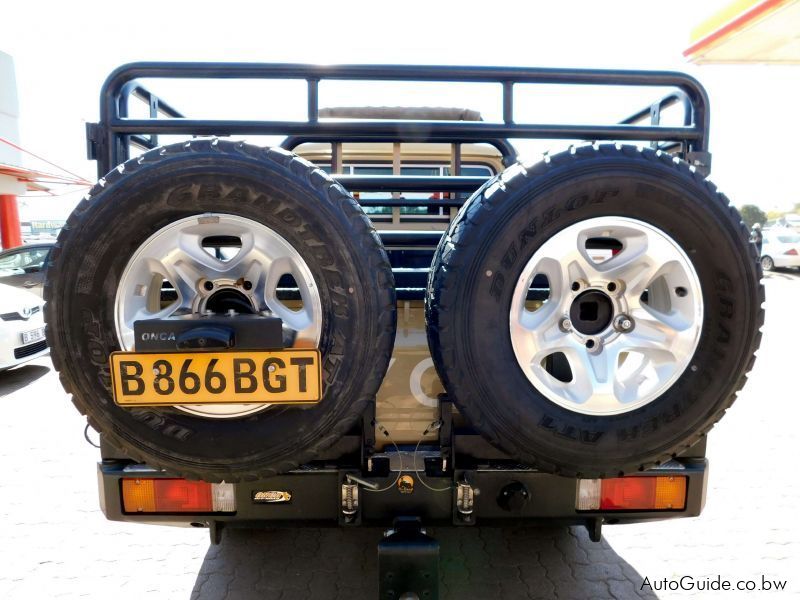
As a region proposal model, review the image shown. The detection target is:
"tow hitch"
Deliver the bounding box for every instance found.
[379,517,439,600]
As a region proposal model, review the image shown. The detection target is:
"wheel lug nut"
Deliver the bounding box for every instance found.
[571,281,581,292]
[607,281,617,292]
[203,280,214,291]
[560,318,572,332]
[243,280,253,291]
[614,315,634,332]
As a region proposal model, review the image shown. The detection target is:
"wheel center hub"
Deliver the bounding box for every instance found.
[205,287,257,315]
[569,289,614,335]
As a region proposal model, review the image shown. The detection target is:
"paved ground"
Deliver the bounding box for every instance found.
[1,268,798,599]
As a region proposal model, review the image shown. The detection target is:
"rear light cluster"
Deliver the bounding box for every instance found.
[785,248,798,255]
[121,478,236,513]
[576,476,687,511]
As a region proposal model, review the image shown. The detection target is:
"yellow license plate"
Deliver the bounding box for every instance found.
[110,350,322,407]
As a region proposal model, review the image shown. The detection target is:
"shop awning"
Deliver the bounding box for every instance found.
[685,0,800,64]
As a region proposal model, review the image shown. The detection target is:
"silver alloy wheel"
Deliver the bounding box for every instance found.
[509,217,703,416]
[115,213,322,418]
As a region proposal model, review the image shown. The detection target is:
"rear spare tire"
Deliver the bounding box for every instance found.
[426,144,763,477]
[45,140,396,482]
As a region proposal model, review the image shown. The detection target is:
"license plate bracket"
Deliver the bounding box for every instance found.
[134,314,284,351]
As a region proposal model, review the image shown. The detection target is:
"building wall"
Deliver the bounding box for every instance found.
[1,50,21,165]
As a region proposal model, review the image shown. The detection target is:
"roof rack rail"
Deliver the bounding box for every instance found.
[88,62,711,178]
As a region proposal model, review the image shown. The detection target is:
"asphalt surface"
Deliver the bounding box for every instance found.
[1,268,798,599]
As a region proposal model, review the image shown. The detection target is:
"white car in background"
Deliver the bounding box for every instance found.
[761,229,800,271]
[0,283,49,371]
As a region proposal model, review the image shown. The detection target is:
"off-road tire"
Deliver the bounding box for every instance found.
[426,144,763,477]
[45,140,396,482]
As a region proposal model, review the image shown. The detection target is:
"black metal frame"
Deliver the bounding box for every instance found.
[87,61,712,178]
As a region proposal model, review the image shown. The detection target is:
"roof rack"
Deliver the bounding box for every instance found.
[87,62,711,179]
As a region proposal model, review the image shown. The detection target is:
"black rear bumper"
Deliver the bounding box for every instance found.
[97,457,708,537]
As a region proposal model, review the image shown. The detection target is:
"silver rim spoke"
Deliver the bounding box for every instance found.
[569,344,622,412]
[624,308,682,357]
[512,311,571,368]
[115,214,322,419]
[509,217,703,416]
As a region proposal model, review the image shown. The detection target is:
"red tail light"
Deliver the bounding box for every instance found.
[155,479,212,511]
[784,248,798,255]
[577,476,687,510]
[121,478,235,513]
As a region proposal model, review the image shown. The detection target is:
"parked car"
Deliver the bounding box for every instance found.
[0,283,49,371]
[0,243,53,297]
[783,214,800,232]
[760,229,800,271]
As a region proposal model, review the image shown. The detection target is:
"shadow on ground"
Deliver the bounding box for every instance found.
[0,363,50,397]
[763,267,800,280]
[191,526,655,600]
